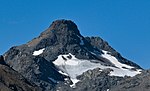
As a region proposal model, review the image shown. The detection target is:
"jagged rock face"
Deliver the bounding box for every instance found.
[74,68,123,91]
[0,55,5,65]
[27,20,98,61]
[0,55,40,91]
[85,37,142,69]
[28,20,80,48]
[110,70,150,91]
[54,68,123,91]
[3,19,143,91]
[0,64,41,91]
[3,47,66,90]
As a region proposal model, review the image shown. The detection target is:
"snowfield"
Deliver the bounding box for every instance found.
[53,52,142,87]
[53,53,102,87]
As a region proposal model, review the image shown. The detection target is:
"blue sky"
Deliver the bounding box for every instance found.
[0,0,150,69]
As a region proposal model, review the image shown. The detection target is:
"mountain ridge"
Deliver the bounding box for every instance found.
[1,19,146,91]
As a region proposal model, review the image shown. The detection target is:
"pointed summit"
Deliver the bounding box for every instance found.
[49,19,80,34]
[41,19,80,37]
[28,19,82,48]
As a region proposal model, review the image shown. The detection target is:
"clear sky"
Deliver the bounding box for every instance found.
[0,0,150,69]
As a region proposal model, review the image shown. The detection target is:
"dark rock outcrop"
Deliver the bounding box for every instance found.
[0,55,6,65]
[0,64,41,91]
[110,70,150,91]
[74,68,123,91]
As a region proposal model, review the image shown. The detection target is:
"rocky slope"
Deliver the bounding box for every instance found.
[111,70,150,91]
[0,55,41,91]
[1,19,146,91]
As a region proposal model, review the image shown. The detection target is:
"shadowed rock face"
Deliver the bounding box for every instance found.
[0,63,41,91]
[2,19,143,91]
[0,55,6,65]
[0,55,40,91]
[0,55,4,60]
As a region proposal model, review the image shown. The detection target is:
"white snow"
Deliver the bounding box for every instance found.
[101,50,142,77]
[33,48,45,56]
[107,89,109,91]
[53,54,79,66]
[53,53,103,87]
[101,50,134,69]
[53,53,142,87]
[58,70,68,76]
[109,67,142,77]
[70,78,80,88]
[64,78,69,81]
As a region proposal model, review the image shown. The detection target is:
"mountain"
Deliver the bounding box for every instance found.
[2,19,145,91]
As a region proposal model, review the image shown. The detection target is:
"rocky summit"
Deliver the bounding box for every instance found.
[1,19,148,91]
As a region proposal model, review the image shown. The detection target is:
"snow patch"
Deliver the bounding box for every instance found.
[58,70,68,76]
[53,53,142,87]
[109,68,142,77]
[33,48,45,56]
[64,78,69,81]
[101,50,142,77]
[70,78,80,88]
[101,50,134,69]
[53,54,79,66]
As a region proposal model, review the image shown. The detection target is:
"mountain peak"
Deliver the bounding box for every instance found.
[28,19,82,49]
[4,19,143,91]
[42,19,80,36]
[50,19,77,29]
